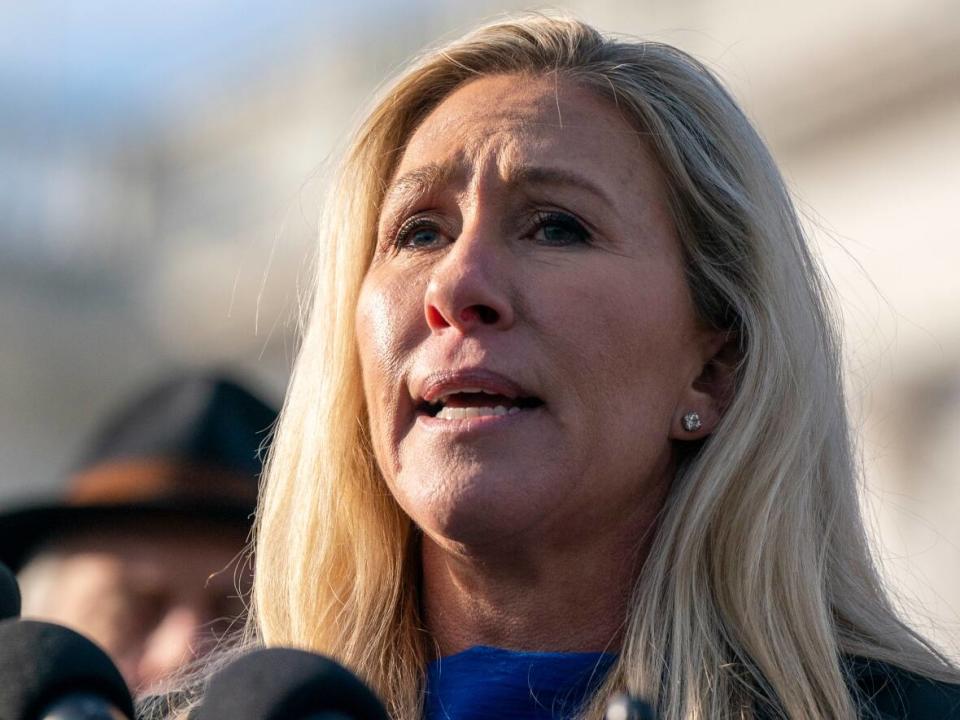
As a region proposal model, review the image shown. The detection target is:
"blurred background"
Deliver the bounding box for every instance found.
[2,0,958,656]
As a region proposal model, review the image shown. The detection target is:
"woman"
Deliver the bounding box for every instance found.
[246,14,958,720]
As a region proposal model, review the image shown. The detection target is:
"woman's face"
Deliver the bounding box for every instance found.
[356,74,719,551]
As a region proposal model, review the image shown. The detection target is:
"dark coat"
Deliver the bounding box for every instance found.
[754,657,960,719]
[847,657,960,719]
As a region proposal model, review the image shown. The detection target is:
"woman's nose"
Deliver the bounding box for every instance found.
[423,231,515,333]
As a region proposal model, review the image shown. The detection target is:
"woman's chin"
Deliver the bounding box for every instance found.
[397,463,564,553]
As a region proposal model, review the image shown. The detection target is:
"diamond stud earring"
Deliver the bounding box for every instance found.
[681,411,702,433]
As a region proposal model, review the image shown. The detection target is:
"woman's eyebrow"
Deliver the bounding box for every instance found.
[381,163,617,217]
[381,162,462,212]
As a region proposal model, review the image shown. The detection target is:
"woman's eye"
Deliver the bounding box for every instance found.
[394,217,446,250]
[531,212,590,246]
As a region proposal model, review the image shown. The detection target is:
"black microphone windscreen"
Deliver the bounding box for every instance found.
[194,648,389,720]
[0,619,134,720]
[0,561,21,620]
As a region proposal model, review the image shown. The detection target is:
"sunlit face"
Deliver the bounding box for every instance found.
[356,74,717,552]
[19,522,246,695]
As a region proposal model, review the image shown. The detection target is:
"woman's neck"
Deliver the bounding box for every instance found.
[419,484,666,657]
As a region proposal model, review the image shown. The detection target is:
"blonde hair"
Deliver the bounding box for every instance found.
[251,14,956,719]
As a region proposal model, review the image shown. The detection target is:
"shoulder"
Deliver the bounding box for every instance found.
[845,656,960,719]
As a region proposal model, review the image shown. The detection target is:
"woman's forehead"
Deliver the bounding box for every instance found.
[384,74,661,210]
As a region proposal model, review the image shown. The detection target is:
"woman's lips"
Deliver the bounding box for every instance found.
[411,368,544,426]
[417,369,530,404]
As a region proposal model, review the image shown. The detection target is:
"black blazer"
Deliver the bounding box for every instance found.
[753,657,960,719]
[846,657,960,719]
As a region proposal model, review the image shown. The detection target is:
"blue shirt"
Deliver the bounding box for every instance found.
[424,646,616,720]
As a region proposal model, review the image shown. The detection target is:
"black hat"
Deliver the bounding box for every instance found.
[0,372,278,571]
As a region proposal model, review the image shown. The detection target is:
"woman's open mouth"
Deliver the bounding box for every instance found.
[417,389,544,420]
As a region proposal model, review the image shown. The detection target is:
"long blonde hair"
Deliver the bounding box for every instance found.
[251,14,955,719]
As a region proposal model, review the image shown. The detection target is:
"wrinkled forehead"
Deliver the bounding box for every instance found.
[382,74,655,213]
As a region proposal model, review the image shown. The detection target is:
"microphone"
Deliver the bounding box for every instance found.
[0,561,21,620]
[192,647,389,720]
[0,619,134,720]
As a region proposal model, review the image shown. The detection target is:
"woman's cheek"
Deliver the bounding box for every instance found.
[357,271,425,472]
[357,279,400,367]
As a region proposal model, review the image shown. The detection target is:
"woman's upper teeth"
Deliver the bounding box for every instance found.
[420,383,544,418]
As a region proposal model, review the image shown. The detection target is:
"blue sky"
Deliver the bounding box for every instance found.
[0,0,381,131]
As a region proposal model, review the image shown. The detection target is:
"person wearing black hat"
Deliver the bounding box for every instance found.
[0,372,277,696]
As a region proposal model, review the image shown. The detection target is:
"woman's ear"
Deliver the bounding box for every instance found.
[669,331,740,441]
